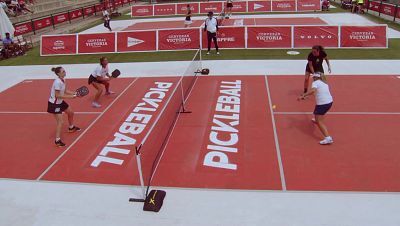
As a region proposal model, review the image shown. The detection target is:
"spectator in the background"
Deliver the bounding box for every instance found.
[18,0,34,14]
[356,0,364,13]
[102,8,112,32]
[1,33,14,58]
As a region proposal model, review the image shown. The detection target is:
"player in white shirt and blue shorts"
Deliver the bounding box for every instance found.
[88,57,115,108]
[298,72,334,145]
[47,66,81,147]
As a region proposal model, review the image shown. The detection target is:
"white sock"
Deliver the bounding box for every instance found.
[69,125,74,129]
[55,137,61,142]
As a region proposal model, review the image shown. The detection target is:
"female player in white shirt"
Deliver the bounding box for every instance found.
[298,72,333,145]
[88,57,115,108]
[47,66,81,147]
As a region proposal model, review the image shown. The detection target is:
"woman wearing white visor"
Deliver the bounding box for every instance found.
[298,72,333,145]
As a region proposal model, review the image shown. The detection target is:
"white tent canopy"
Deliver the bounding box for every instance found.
[0,7,15,39]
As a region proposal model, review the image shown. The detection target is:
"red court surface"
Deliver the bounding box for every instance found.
[1,75,400,192]
[123,17,327,30]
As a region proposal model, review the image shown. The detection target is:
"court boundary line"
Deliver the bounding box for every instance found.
[0,111,102,114]
[274,112,400,115]
[36,78,140,180]
[264,75,287,191]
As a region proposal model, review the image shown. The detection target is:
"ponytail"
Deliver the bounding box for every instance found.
[51,66,63,75]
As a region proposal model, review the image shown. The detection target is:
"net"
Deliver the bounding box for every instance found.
[134,49,202,198]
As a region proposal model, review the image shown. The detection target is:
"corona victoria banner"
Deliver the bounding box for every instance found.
[41,35,77,56]
[340,26,387,48]
[247,26,291,48]
[158,29,200,50]
[131,5,153,17]
[117,31,157,52]
[154,4,176,16]
[293,26,339,48]
[78,33,116,53]
[202,27,245,49]
[176,3,200,14]
[248,1,271,12]
[296,0,321,11]
[199,2,224,14]
[271,0,296,11]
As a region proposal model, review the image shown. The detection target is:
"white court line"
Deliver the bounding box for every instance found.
[274,112,400,115]
[264,75,287,191]
[36,78,139,180]
[0,111,101,114]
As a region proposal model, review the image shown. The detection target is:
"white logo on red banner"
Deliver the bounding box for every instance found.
[41,35,77,55]
[294,26,338,47]
[340,26,386,47]
[247,27,291,48]
[128,37,144,47]
[117,31,157,52]
[159,29,200,50]
[78,33,116,53]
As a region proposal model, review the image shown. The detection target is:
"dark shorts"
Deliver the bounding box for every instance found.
[314,102,333,115]
[227,2,233,8]
[88,74,102,85]
[47,101,69,114]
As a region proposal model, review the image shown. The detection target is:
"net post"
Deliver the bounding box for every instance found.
[128,144,146,203]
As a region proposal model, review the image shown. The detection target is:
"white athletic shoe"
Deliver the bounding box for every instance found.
[319,136,333,145]
[206,51,210,55]
[311,118,317,123]
[92,102,102,108]
[216,52,220,55]
[105,90,115,95]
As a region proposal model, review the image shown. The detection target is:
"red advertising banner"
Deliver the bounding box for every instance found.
[297,0,321,11]
[380,3,396,17]
[248,1,271,12]
[114,0,123,7]
[368,1,380,12]
[231,1,248,12]
[41,35,77,56]
[95,4,103,12]
[78,33,116,53]
[177,3,200,15]
[202,27,246,49]
[84,6,95,16]
[200,2,224,14]
[154,4,176,16]
[294,26,339,48]
[131,5,153,17]
[14,22,33,36]
[53,13,69,25]
[158,29,200,50]
[33,17,52,30]
[272,0,296,11]
[247,26,291,48]
[117,31,157,52]
[70,9,83,20]
[398,5,400,18]
[340,26,387,48]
